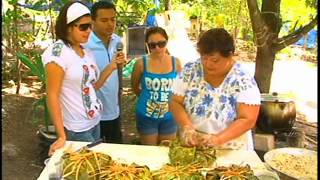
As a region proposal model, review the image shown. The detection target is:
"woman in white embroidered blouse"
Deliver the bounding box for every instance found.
[170,28,261,150]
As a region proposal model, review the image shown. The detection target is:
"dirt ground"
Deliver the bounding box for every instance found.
[2,78,138,180]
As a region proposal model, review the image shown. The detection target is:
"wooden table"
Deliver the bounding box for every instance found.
[37,141,268,180]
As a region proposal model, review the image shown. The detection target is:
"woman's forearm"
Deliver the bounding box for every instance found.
[216,117,256,145]
[46,94,66,140]
[94,63,117,90]
[215,104,259,144]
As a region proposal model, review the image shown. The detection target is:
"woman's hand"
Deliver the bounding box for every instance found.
[179,126,198,147]
[197,132,220,147]
[94,52,127,90]
[111,52,127,69]
[48,137,66,156]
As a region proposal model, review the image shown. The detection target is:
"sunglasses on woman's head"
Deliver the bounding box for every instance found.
[147,40,167,49]
[74,23,92,31]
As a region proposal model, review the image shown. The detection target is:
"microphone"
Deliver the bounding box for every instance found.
[116,42,123,53]
[116,42,123,113]
[116,42,124,68]
[116,41,124,69]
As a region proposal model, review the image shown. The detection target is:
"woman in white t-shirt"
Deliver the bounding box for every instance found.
[170,28,261,150]
[42,1,126,156]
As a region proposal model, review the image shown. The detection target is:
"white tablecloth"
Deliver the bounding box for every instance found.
[38,141,268,180]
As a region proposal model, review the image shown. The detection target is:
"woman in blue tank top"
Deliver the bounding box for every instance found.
[131,27,182,145]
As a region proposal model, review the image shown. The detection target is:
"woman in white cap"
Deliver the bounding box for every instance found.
[42,1,125,156]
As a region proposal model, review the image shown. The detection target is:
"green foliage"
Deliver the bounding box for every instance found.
[305,0,318,8]
[171,0,252,39]
[2,0,57,84]
[3,1,56,48]
[16,52,45,82]
[115,0,155,35]
[279,0,317,36]
[16,51,52,130]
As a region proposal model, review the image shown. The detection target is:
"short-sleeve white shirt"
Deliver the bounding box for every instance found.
[42,40,102,132]
[172,59,261,150]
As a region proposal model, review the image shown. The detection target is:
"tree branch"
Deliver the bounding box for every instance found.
[246,0,265,33]
[247,0,273,47]
[275,15,318,51]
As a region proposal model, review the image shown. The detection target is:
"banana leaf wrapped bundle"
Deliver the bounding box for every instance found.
[152,163,205,180]
[62,148,113,180]
[92,162,152,180]
[206,164,259,180]
[168,139,216,167]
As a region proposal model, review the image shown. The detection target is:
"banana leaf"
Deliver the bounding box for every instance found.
[99,163,152,180]
[16,51,45,82]
[206,164,259,180]
[152,163,205,180]
[168,139,216,167]
[62,149,113,180]
[33,53,45,82]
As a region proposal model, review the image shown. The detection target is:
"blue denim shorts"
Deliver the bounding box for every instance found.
[136,113,177,135]
[65,123,100,142]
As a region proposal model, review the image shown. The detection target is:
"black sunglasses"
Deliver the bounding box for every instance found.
[74,23,92,31]
[147,40,167,49]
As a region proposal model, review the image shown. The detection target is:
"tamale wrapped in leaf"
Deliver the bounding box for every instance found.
[61,148,113,180]
[206,164,259,180]
[95,162,152,179]
[168,139,216,167]
[152,163,205,180]
[168,139,196,166]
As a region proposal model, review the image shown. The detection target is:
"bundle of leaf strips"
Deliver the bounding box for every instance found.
[152,163,205,180]
[62,148,152,180]
[206,164,259,180]
[168,139,216,167]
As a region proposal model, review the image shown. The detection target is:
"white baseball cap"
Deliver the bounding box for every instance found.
[67,2,90,24]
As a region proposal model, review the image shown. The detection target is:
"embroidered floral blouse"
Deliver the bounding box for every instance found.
[171,59,261,149]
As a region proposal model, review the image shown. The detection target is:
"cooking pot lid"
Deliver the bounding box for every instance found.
[261,93,294,102]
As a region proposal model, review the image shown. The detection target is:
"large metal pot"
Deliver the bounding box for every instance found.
[256,93,296,134]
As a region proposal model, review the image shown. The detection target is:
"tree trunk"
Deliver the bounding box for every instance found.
[247,0,317,93]
[48,1,55,42]
[164,0,171,10]
[254,45,276,93]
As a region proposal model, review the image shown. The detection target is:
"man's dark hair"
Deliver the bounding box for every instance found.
[91,1,116,20]
[55,0,90,46]
[197,28,235,57]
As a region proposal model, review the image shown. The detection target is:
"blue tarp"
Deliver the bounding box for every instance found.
[17,0,93,11]
[295,29,317,48]
[145,0,160,27]
[17,0,64,11]
[146,14,157,27]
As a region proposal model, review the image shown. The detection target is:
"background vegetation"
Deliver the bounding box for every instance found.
[2,0,317,94]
